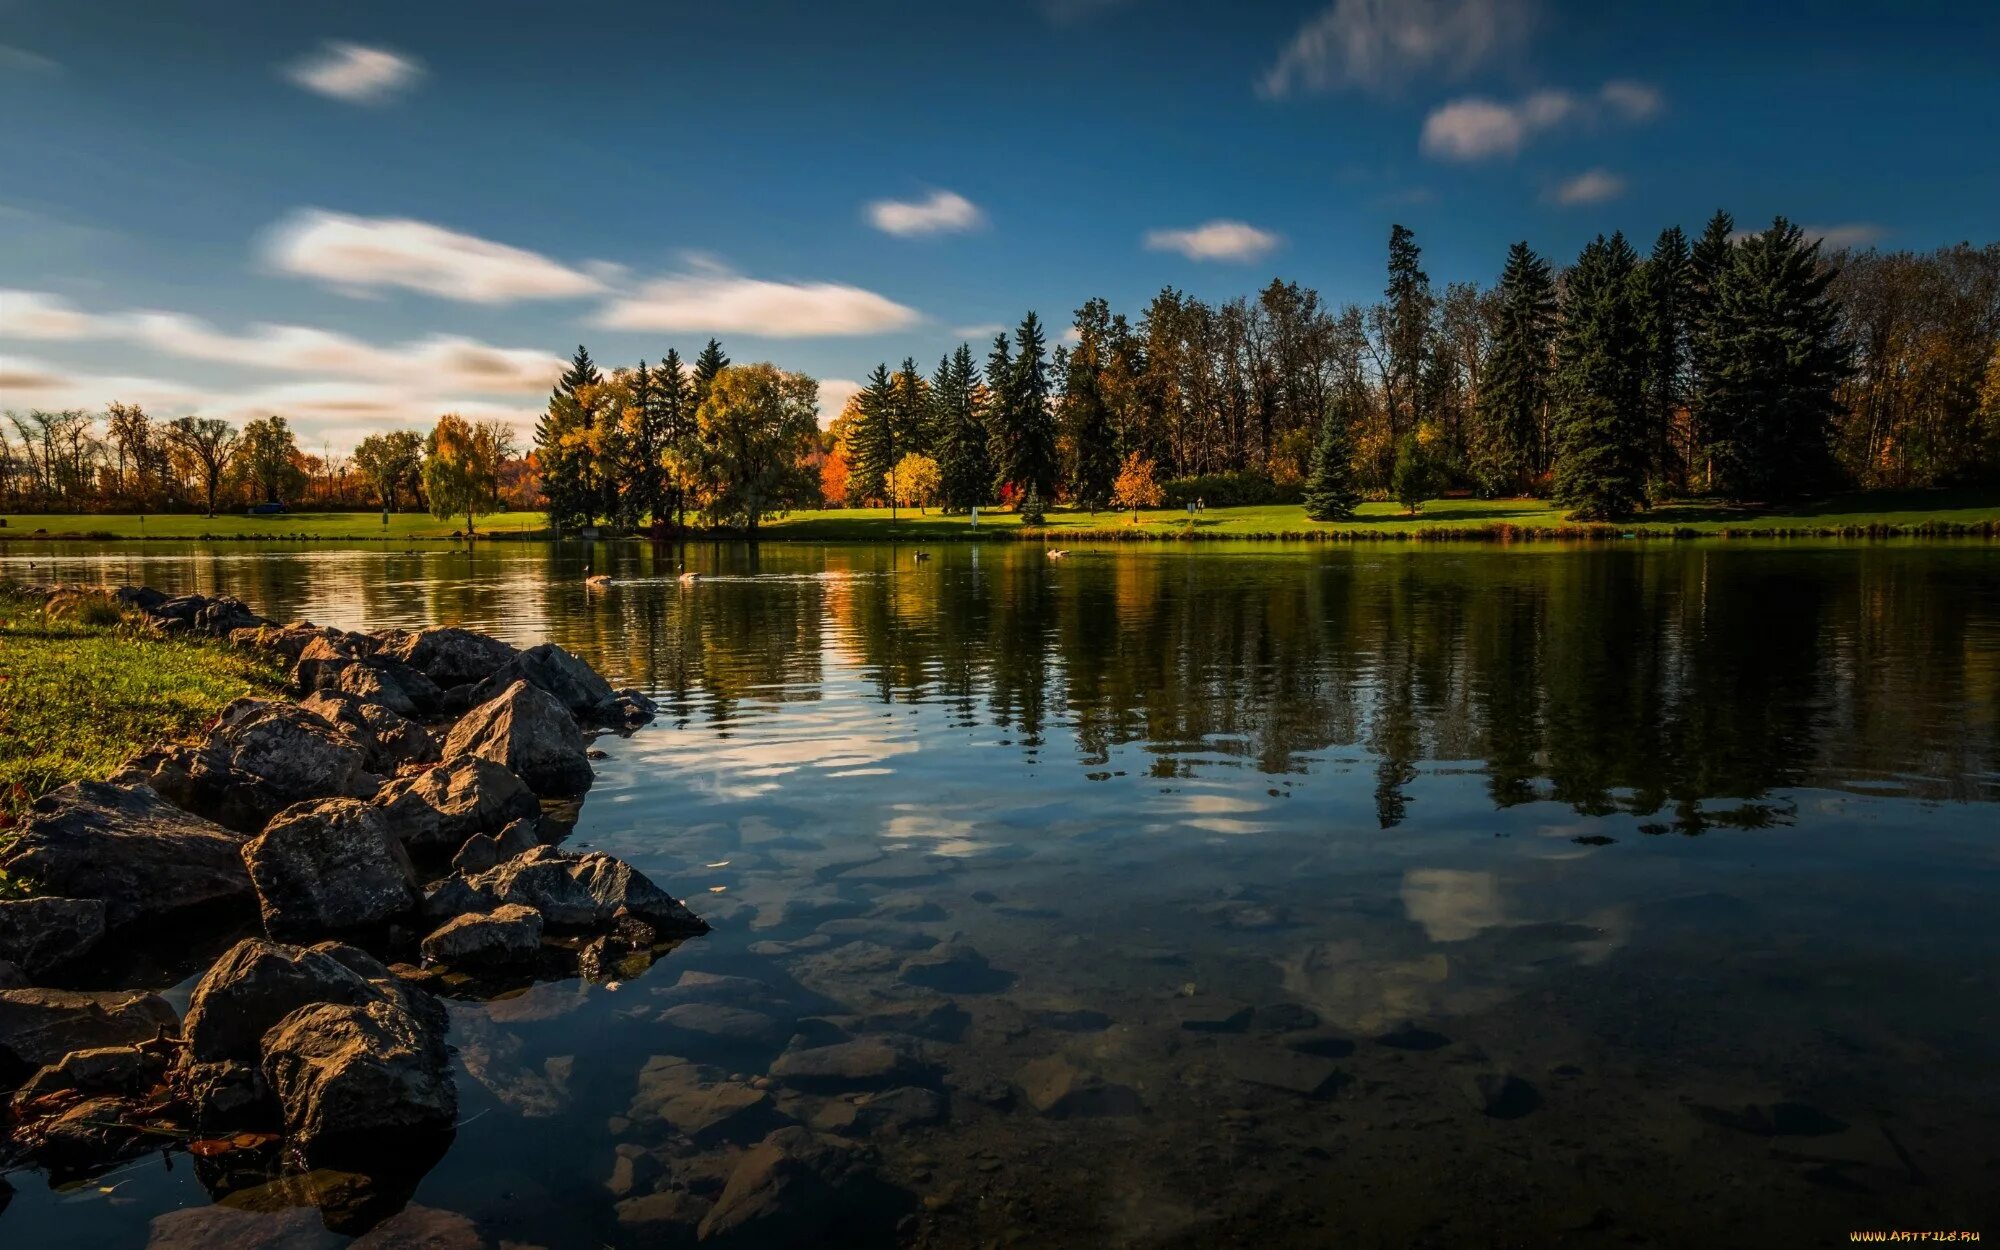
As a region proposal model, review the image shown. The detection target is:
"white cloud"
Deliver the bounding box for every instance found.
[1059,326,1083,346]
[1805,223,1885,250]
[595,267,920,337]
[1142,220,1282,263]
[817,378,864,426]
[0,353,76,391]
[0,290,97,339]
[262,209,604,304]
[1421,80,1661,161]
[952,323,1007,341]
[866,190,985,238]
[1260,0,1531,98]
[285,41,423,105]
[1547,168,1625,206]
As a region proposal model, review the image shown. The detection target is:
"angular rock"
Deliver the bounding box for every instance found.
[0,782,251,928]
[1014,1055,1142,1118]
[444,680,592,796]
[697,1126,882,1247]
[299,691,436,774]
[229,622,353,662]
[615,1189,707,1238]
[12,1044,165,1108]
[183,700,377,833]
[178,1059,272,1131]
[658,1003,788,1048]
[145,592,269,638]
[375,626,520,690]
[898,941,1013,994]
[628,1058,778,1146]
[420,903,544,969]
[449,817,540,874]
[768,1037,937,1093]
[1221,1044,1345,1097]
[181,938,381,1063]
[261,998,457,1157]
[595,688,659,729]
[0,897,106,977]
[455,844,706,934]
[465,642,614,717]
[242,799,419,938]
[0,987,178,1077]
[372,757,540,852]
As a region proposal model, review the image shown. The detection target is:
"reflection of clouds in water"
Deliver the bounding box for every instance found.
[1147,786,1273,836]
[1402,868,1506,941]
[884,805,989,856]
[628,700,919,801]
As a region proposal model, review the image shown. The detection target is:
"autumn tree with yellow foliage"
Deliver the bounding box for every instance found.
[1110,450,1163,522]
[887,452,941,513]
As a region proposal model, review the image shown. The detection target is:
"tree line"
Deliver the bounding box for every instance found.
[6,217,1998,525]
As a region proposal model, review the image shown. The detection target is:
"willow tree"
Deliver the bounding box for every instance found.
[423,413,511,535]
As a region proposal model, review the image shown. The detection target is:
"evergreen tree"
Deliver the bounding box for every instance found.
[1640,225,1694,490]
[1381,223,1435,440]
[934,344,991,511]
[1702,217,1854,499]
[1064,300,1119,511]
[1686,210,1737,489]
[651,348,695,529]
[1390,431,1437,515]
[1474,242,1559,495]
[1552,233,1650,521]
[1302,392,1363,520]
[850,363,900,512]
[891,357,931,456]
[536,344,603,530]
[981,332,1014,499]
[691,339,729,407]
[995,312,1057,502]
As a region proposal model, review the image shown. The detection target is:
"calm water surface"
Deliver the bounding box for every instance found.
[3,539,1998,1248]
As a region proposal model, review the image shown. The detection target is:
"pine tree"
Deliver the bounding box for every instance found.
[1686,210,1737,489]
[981,332,1014,501]
[1064,300,1119,511]
[652,348,694,529]
[850,363,900,513]
[1552,234,1650,521]
[1302,392,1362,520]
[934,344,991,511]
[1382,223,1435,440]
[1639,225,1694,491]
[536,344,603,530]
[994,312,1057,502]
[892,357,931,456]
[1702,217,1854,500]
[614,359,655,528]
[1474,242,1558,495]
[691,338,729,407]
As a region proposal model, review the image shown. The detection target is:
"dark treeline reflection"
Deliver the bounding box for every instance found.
[27,540,1998,826]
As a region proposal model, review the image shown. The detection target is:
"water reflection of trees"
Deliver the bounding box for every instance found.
[55,539,1996,823]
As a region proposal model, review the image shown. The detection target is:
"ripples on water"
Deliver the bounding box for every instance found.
[3,539,1998,1246]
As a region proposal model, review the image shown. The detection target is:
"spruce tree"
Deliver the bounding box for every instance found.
[1702,218,1854,499]
[1062,299,1118,511]
[934,344,991,511]
[618,359,656,527]
[850,363,899,512]
[981,332,1014,501]
[652,348,694,529]
[535,344,603,530]
[691,338,729,406]
[892,357,931,456]
[1302,392,1362,520]
[995,312,1057,502]
[1686,210,1737,489]
[1640,225,1694,490]
[1474,242,1558,495]
[1382,224,1435,440]
[1552,233,1650,521]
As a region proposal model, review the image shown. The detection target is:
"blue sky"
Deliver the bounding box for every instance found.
[3,0,1996,450]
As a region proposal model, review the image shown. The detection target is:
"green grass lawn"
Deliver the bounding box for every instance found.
[0,589,284,837]
[3,487,1996,543]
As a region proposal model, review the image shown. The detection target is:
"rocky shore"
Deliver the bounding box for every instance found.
[0,588,704,1195]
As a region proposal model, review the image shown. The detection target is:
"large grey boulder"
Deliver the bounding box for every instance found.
[450,845,706,935]
[450,817,540,874]
[0,897,106,978]
[181,938,383,1064]
[290,651,443,721]
[144,593,269,638]
[371,757,539,852]
[242,799,419,938]
[227,622,356,662]
[420,903,544,969]
[374,626,519,689]
[299,691,436,774]
[443,680,592,796]
[261,997,456,1156]
[0,987,178,1077]
[174,699,377,833]
[464,643,614,717]
[0,782,252,928]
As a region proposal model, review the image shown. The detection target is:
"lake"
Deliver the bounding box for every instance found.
[3,538,1997,1247]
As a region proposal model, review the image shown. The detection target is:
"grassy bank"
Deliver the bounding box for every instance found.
[3,488,1997,544]
[0,588,284,834]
